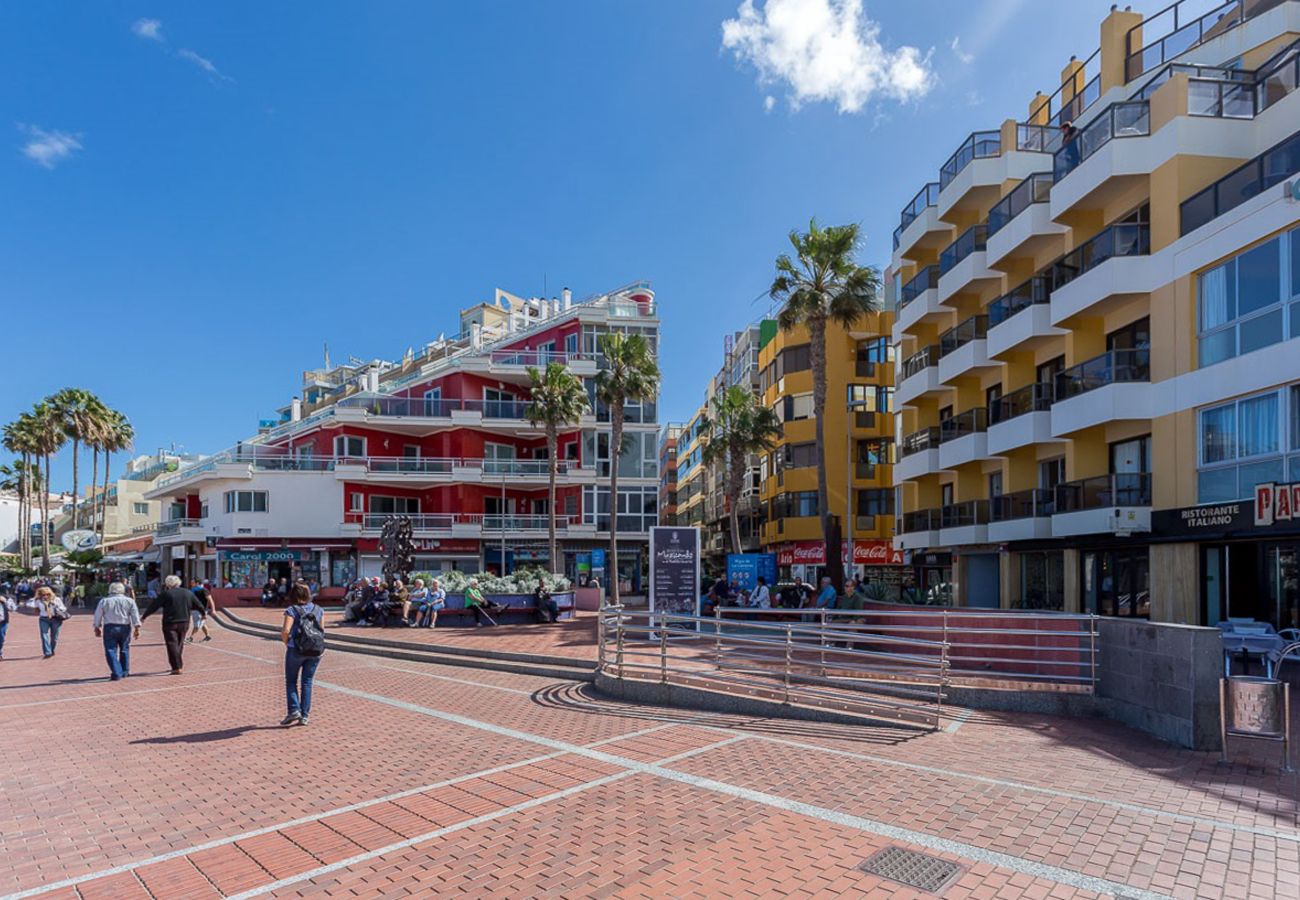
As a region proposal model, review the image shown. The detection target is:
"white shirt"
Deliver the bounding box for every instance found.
[94,594,142,628]
[0,596,16,623]
[750,584,771,608]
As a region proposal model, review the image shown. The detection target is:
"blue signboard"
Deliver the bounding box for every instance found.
[591,548,606,567]
[726,553,777,591]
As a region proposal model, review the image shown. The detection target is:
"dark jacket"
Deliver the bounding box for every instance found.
[142,588,206,625]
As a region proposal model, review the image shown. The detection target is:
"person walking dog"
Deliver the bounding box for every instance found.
[93,582,141,680]
[141,575,207,674]
[281,583,325,726]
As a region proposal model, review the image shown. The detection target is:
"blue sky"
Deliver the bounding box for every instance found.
[2,1,1162,489]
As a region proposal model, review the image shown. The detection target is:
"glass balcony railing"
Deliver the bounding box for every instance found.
[900,427,941,457]
[1015,124,1063,155]
[938,408,988,444]
[902,508,941,533]
[900,344,939,380]
[1181,129,1300,235]
[156,519,201,536]
[938,224,988,275]
[987,275,1051,327]
[990,382,1055,425]
[1033,47,1102,129]
[939,131,1001,190]
[894,182,941,249]
[899,265,941,307]
[337,396,533,419]
[991,488,1056,521]
[1124,0,1286,82]
[1055,348,1151,400]
[1054,101,1150,180]
[987,173,1054,236]
[938,315,988,358]
[1055,473,1153,512]
[941,500,989,529]
[1048,222,1150,292]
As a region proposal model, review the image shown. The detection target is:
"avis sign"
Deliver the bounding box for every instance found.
[1254,482,1300,526]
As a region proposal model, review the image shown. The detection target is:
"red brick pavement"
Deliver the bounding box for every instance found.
[1,610,1297,899]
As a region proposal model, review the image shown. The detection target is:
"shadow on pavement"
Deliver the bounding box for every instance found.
[131,725,284,744]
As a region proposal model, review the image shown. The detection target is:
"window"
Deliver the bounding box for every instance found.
[223,491,268,513]
[1198,389,1285,502]
[423,388,442,416]
[200,502,209,519]
[1036,356,1065,384]
[778,344,811,377]
[565,333,579,356]
[1039,457,1065,490]
[370,496,420,514]
[782,442,817,469]
[132,502,149,515]
[1019,552,1064,610]
[334,435,365,458]
[773,491,818,518]
[1198,233,1292,367]
[348,492,363,512]
[857,338,892,366]
[778,393,814,422]
[1107,317,1150,352]
[988,471,1003,498]
[846,384,893,413]
[856,489,893,517]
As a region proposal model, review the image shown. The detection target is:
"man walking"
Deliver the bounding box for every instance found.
[93,582,141,680]
[187,580,216,643]
[141,575,206,674]
[0,587,16,660]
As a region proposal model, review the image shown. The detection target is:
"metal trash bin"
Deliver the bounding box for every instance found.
[1220,646,1296,772]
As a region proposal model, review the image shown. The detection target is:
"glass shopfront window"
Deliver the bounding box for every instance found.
[1018,551,1065,611]
[1082,548,1149,618]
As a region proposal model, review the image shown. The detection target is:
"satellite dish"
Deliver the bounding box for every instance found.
[61,529,99,552]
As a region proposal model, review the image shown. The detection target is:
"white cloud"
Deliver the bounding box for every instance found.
[18,124,83,169]
[950,36,974,64]
[177,48,231,82]
[721,0,933,114]
[132,18,164,41]
[764,95,776,112]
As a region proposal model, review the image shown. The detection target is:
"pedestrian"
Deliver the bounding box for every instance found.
[260,579,276,607]
[186,580,215,643]
[750,576,772,609]
[140,575,207,675]
[93,582,141,680]
[464,578,507,626]
[0,587,16,660]
[146,574,160,599]
[281,583,325,726]
[815,576,838,609]
[33,586,69,658]
[276,578,289,604]
[533,576,560,624]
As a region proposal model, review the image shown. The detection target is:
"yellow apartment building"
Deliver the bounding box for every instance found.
[889,2,1300,628]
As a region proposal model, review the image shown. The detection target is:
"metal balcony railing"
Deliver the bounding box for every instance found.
[939,408,988,443]
[900,427,941,457]
[987,275,1051,327]
[1055,348,1151,400]
[1055,473,1153,512]
[1124,0,1289,82]
[900,344,939,380]
[156,518,202,536]
[1015,123,1063,154]
[939,131,1001,190]
[941,500,989,528]
[938,315,988,358]
[991,488,1056,521]
[939,224,988,275]
[1053,101,1150,180]
[1048,222,1150,291]
[986,173,1054,236]
[990,382,1055,424]
[894,182,941,249]
[1181,128,1300,235]
[899,265,941,307]
[337,396,533,420]
[901,508,941,533]
[488,349,594,368]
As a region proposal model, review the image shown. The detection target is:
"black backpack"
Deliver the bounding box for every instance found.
[292,604,326,657]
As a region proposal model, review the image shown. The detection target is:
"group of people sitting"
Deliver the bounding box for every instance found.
[702,575,874,616]
[340,575,563,628]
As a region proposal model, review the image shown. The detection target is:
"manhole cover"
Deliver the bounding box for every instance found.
[858,846,963,894]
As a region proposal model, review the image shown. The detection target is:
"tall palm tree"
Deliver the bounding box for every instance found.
[770,220,881,590]
[51,388,106,530]
[28,402,67,573]
[98,410,135,546]
[2,418,39,570]
[703,385,783,555]
[524,362,590,575]
[595,332,660,607]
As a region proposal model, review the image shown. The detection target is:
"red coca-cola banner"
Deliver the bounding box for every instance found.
[776,540,903,567]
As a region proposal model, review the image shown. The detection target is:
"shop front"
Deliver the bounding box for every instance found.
[216,540,355,590]
[775,540,908,593]
[905,550,951,604]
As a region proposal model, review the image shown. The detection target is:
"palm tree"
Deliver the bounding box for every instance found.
[703,385,783,555]
[2,418,40,570]
[770,220,881,590]
[98,410,135,546]
[28,402,67,573]
[524,362,590,575]
[0,460,39,565]
[595,332,660,607]
[51,388,107,530]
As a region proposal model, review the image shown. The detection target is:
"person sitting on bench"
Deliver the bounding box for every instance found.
[465,578,508,626]
[533,576,560,624]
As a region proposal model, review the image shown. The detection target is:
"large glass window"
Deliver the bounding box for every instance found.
[772,491,818,519]
[223,490,268,513]
[370,496,419,514]
[782,442,817,469]
[1197,232,1294,367]
[1198,388,1286,502]
[1018,552,1064,611]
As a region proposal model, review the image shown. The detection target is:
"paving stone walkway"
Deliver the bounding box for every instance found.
[1,609,1296,899]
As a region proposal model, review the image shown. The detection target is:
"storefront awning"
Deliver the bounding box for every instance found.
[214,538,354,551]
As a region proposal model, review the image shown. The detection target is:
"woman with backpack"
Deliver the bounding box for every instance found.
[280,583,325,726]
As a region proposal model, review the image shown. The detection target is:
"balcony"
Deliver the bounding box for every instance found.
[988,489,1054,542]
[1181,129,1300,236]
[938,408,988,470]
[897,508,941,550]
[985,276,1064,357]
[896,427,941,481]
[940,499,989,546]
[937,225,997,303]
[893,182,950,259]
[985,173,1066,267]
[896,344,943,406]
[1053,102,1150,182]
[940,131,1001,190]
[894,265,943,335]
[1048,222,1152,324]
[154,518,206,544]
[987,383,1059,455]
[1123,0,1288,82]
[334,456,596,485]
[937,314,993,383]
[488,349,598,377]
[1052,348,1152,436]
[356,513,594,537]
[1052,473,1152,537]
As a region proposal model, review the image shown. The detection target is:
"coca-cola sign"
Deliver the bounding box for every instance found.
[776,540,903,567]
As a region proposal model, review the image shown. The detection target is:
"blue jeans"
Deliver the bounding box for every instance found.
[102,623,132,678]
[39,617,62,656]
[0,620,8,657]
[285,648,321,717]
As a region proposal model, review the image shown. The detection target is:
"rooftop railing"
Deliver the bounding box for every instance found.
[900,344,939,380]
[939,131,1001,190]
[938,314,988,358]
[1031,48,1102,129]
[1015,123,1064,155]
[991,488,1055,521]
[987,275,1051,327]
[1181,129,1300,235]
[1048,222,1150,292]
[894,182,941,249]
[899,265,941,307]
[900,427,941,457]
[1055,348,1151,400]
[1053,101,1150,180]
[1055,473,1153,512]
[986,172,1054,236]
[938,224,988,275]
[990,382,1055,425]
[336,396,533,420]
[1125,0,1290,83]
[938,408,987,444]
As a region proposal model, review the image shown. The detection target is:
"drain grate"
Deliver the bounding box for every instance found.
[858,846,963,894]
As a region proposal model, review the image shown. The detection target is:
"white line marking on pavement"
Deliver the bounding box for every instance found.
[0,675,278,709]
[310,680,1172,900]
[226,734,746,900]
[944,707,972,733]
[0,720,685,900]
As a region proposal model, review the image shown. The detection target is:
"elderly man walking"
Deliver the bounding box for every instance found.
[141,575,207,675]
[93,582,142,680]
